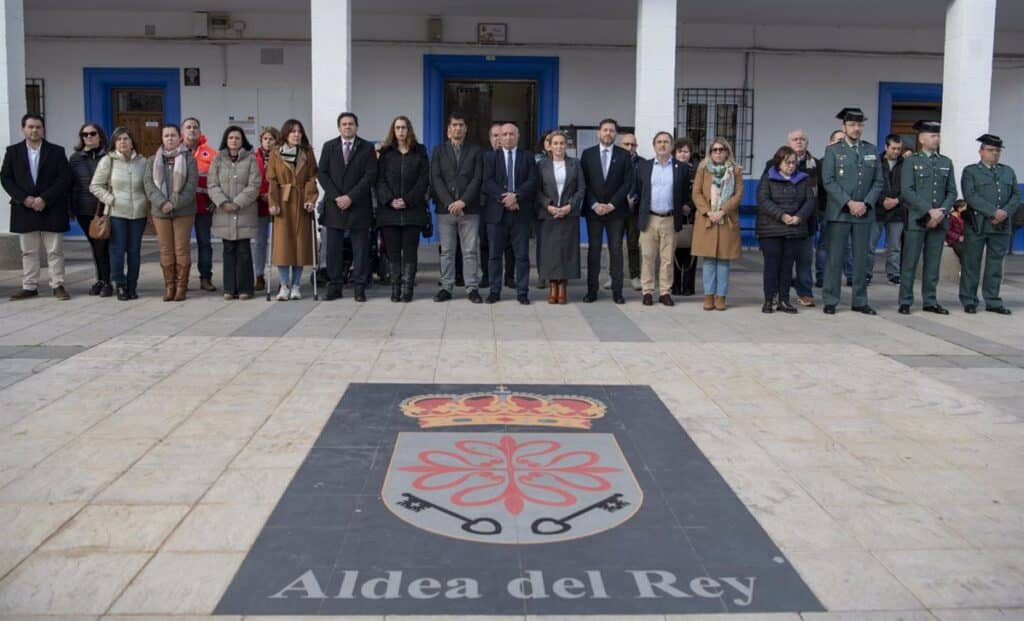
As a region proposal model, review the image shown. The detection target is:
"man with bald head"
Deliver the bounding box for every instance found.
[482,122,539,304]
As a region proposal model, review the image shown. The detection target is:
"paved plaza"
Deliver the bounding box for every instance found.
[0,239,1023,620]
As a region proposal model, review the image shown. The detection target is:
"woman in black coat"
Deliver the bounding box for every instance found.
[672,137,698,296]
[756,145,816,314]
[375,116,430,302]
[69,122,111,296]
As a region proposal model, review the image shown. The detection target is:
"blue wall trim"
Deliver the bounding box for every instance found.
[876,81,942,143]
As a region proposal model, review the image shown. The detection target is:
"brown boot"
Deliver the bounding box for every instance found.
[174,263,190,301]
[714,296,727,311]
[703,294,715,311]
[200,277,217,292]
[547,281,558,304]
[161,265,176,302]
[557,280,568,305]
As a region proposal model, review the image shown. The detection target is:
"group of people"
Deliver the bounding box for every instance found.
[1,107,1018,315]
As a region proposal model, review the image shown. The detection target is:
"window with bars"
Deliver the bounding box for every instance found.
[26,78,45,118]
[676,88,754,171]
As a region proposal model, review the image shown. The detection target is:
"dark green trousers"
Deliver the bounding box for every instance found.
[823,221,871,308]
[899,228,946,307]
[958,227,1010,309]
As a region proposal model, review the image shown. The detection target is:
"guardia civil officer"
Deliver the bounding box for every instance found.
[898,120,957,315]
[820,107,883,315]
[959,134,1020,314]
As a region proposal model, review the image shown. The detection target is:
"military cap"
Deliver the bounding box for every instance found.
[836,107,867,122]
[913,120,941,133]
[977,134,1003,148]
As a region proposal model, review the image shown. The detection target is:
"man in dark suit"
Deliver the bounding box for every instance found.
[1,114,73,301]
[482,122,538,304]
[580,118,634,303]
[431,113,483,303]
[635,131,688,306]
[318,112,378,302]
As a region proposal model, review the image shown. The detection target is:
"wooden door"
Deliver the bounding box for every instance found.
[112,88,164,157]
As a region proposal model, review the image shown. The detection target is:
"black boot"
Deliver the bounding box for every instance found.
[401,263,416,303]
[390,278,402,303]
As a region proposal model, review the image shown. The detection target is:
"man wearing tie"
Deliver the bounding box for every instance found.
[1,114,73,301]
[318,112,378,302]
[482,122,538,304]
[580,118,634,303]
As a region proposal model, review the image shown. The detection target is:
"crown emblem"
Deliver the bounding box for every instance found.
[399,386,606,430]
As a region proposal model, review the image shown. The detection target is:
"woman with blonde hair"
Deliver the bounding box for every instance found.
[692,137,744,310]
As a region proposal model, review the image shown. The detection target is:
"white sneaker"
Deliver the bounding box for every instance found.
[276,285,290,301]
[289,286,302,300]
[631,277,642,291]
[602,277,612,290]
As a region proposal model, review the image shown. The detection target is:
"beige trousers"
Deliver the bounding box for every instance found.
[640,214,676,295]
[19,231,65,290]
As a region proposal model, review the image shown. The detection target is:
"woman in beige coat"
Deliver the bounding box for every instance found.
[267,119,319,301]
[692,137,744,310]
[89,126,149,300]
[209,126,261,299]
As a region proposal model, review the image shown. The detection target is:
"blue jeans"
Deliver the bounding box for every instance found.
[253,216,270,278]
[792,236,814,298]
[277,266,303,288]
[868,220,904,280]
[194,211,213,279]
[701,258,731,296]
[108,216,146,287]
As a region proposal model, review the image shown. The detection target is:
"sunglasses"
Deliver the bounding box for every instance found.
[80,131,99,137]
[710,147,727,153]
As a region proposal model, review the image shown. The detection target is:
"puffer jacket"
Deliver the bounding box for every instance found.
[89,150,150,220]
[69,148,104,217]
[208,148,261,240]
[756,167,816,239]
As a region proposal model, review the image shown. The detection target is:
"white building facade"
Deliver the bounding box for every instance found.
[3,0,1023,248]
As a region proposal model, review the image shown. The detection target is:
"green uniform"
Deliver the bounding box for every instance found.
[821,138,883,307]
[898,151,957,307]
[959,161,1020,309]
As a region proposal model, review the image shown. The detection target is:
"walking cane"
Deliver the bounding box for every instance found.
[310,210,320,301]
[265,216,274,301]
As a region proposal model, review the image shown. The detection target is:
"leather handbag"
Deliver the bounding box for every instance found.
[88,204,111,240]
[675,223,693,249]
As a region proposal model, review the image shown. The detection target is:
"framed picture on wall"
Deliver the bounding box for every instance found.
[477,23,508,44]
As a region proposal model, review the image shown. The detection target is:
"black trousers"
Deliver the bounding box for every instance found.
[487,219,531,296]
[381,225,420,273]
[76,214,111,283]
[326,227,370,288]
[672,247,696,293]
[223,239,254,296]
[760,236,799,302]
[585,216,626,295]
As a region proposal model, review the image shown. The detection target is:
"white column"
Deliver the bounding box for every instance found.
[634,0,677,158]
[941,0,996,181]
[0,0,26,234]
[310,0,351,159]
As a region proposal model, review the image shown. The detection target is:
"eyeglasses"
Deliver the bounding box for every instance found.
[80,131,98,137]
[620,142,636,147]
[710,147,727,153]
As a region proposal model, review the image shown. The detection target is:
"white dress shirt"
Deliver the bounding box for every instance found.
[27,143,41,185]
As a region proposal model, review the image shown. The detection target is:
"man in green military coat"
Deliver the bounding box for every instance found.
[959,134,1020,314]
[820,107,883,315]
[898,120,957,315]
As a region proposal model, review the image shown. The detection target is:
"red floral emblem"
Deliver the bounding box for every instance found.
[399,435,620,515]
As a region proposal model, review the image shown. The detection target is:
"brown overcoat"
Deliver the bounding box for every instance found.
[267,147,319,266]
[691,161,744,260]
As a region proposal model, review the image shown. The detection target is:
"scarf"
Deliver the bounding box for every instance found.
[706,162,735,214]
[279,145,298,167]
[153,145,188,203]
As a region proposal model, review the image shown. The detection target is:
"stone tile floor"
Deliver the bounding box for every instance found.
[0,240,1022,620]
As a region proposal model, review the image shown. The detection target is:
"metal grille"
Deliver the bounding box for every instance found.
[26,78,44,117]
[676,88,754,170]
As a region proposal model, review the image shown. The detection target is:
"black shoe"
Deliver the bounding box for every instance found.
[116,285,129,301]
[9,288,38,301]
[485,293,500,304]
[762,300,775,314]
[479,277,490,289]
[642,293,653,306]
[468,289,482,304]
[777,299,797,314]
[964,305,977,314]
[613,293,625,305]
[659,294,674,307]
[823,305,836,315]
[852,305,877,315]
[127,285,139,300]
[354,287,367,303]
[400,265,416,303]
[986,306,1012,315]
[583,291,597,303]
[888,275,901,285]
[326,286,343,301]
[670,286,683,296]
[865,275,873,285]
[517,294,531,305]
[89,281,104,296]
[455,277,465,288]
[846,278,853,287]
[390,283,402,303]
[815,278,824,288]
[898,304,910,315]
[434,289,452,303]
[681,288,695,297]
[923,304,949,315]
[99,283,114,298]
[504,277,515,289]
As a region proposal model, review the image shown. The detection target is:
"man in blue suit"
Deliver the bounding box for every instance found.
[482,122,539,304]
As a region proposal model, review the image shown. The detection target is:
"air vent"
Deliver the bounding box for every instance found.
[260,48,284,65]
